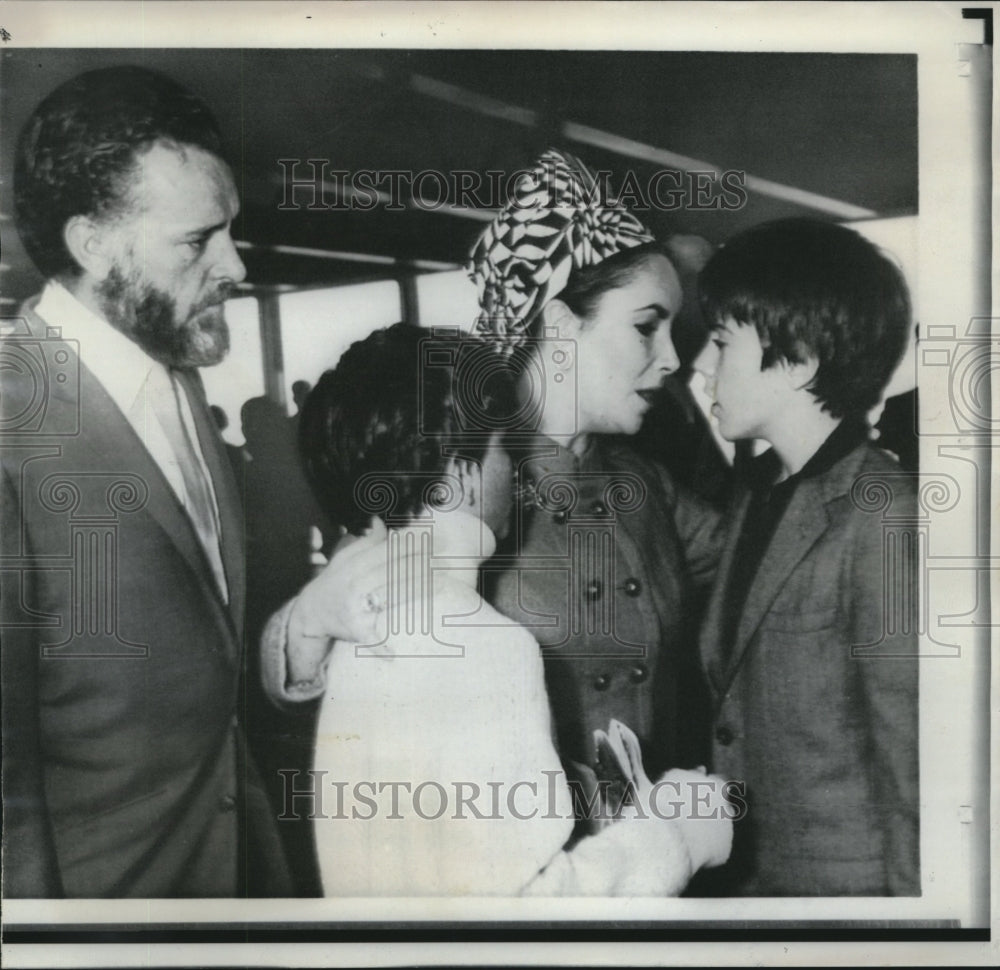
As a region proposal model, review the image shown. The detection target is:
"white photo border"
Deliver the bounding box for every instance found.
[0,2,994,967]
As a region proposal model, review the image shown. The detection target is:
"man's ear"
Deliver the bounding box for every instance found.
[63,215,117,282]
[539,298,582,340]
[783,356,820,392]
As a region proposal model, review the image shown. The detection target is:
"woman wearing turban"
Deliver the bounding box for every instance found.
[465,150,725,796]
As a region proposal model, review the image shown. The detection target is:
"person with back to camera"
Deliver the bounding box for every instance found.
[693,218,919,896]
[270,321,732,896]
[263,151,728,833]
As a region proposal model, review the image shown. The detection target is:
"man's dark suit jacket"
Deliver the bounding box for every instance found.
[1,301,287,897]
[700,440,919,896]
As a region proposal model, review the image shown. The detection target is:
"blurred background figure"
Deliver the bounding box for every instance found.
[210,403,248,498]
[291,379,312,416]
[289,379,312,438]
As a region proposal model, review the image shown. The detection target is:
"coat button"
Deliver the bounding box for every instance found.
[715,725,735,746]
[623,577,642,597]
[593,673,611,691]
[585,579,602,601]
[552,509,567,524]
[628,663,649,684]
[220,794,237,812]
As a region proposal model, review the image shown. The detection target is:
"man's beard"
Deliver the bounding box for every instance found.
[97,265,232,368]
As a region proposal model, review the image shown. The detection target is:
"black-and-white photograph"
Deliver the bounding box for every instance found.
[0,2,994,967]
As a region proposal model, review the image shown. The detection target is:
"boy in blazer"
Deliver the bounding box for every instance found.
[692,219,919,896]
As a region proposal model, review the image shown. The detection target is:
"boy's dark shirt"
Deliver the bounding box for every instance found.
[718,417,870,666]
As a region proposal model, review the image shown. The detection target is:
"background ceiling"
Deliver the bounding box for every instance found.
[1,48,917,302]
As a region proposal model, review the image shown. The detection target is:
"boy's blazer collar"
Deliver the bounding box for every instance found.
[708,441,872,693]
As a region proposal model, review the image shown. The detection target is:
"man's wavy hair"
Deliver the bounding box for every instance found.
[698,218,911,419]
[300,323,520,536]
[15,65,225,279]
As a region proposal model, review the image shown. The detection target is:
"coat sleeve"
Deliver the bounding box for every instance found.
[659,465,727,591]
[850,474,920,895]
[521,815,695,896]
[522,769,733,897]
[259,598,328,708]
[1,465,64,897]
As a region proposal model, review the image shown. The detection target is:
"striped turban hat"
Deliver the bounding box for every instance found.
[467,149,654,355]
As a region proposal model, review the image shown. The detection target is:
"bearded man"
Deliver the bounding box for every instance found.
[1,66,290,897]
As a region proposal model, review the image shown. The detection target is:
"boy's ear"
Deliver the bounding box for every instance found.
[539,299,582,340]
[783,356,820,392]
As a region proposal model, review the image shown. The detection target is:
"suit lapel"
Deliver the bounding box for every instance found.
[700,492,750,695]
[32,307,240,657]
[713,444,868,693]
[721,481,830,685]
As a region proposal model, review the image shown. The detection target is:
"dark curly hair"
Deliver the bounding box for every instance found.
[299,323,519,536]
[698,218,911,419]
[15,65,225,279]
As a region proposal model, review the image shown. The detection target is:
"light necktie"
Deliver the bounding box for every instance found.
[150,367,229,602]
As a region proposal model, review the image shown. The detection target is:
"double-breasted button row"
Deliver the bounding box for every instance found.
[592,664,649,691]
[715,725,735,746]
[549,500,611,523]
[578,577,643,602]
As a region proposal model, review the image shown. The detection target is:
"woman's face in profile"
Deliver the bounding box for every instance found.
[571,253,683,437]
